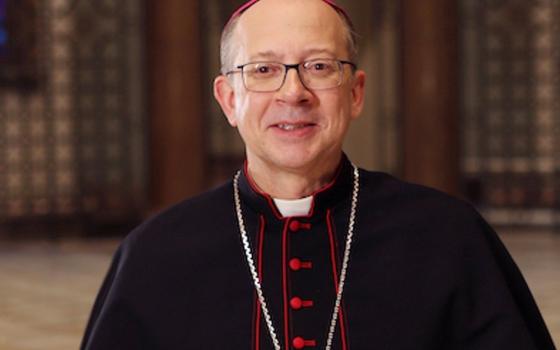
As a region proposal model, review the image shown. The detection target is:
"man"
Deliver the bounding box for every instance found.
[81,0,556,349]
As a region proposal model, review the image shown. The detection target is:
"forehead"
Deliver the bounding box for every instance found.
[233,0,347,61]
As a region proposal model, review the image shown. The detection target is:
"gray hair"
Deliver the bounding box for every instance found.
[219,10,358,75]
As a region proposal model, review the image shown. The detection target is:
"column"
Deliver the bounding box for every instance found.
[401,0,460,195]
[147,0,205,211]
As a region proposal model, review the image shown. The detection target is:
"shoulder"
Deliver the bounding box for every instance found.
[119,180,236,257]
[355,169,512,280]
[358,168,475,214]
[357,169,488,242]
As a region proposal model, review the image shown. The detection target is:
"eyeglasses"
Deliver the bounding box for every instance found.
[226,59,357,92]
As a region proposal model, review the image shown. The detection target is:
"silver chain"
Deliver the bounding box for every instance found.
[233,165,360,350]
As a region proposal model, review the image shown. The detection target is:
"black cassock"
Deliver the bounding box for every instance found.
[81,156,556,350]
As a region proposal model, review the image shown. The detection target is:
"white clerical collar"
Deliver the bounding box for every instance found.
[273,196,313,217]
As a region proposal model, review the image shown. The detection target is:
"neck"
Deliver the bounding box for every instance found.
[246,153,342,199]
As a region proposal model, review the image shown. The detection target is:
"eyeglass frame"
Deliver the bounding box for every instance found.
[225,59,357,92]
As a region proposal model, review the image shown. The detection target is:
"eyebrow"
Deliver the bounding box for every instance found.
[248,51,279,61]
[248,48,338,62]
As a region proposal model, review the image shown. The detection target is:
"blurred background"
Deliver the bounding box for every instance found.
[0,0,558,349]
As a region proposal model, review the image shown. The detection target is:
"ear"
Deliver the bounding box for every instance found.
[213,75,238,127]
[349,69,366,120]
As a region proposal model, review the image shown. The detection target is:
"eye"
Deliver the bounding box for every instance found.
[247,63,282,78]
[305,60,337,75]
[257,65,271,74]
[312,62,327,70]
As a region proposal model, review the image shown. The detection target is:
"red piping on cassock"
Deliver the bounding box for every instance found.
[326,209,349,350]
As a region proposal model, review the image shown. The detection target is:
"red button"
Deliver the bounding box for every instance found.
[289,220,301,231]
[289,258,302,271]
[289,258,312,271]
[290,297,303,310]
[293,337,305,349]
[292,337,305,349]
[290,297,313,310]
[289,220,312,231]
[293,337,316,349]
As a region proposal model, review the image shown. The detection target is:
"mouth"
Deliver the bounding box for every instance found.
[269,122,318,139]
[274,122,316,131]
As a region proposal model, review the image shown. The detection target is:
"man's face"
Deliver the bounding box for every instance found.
[214,0,365,173]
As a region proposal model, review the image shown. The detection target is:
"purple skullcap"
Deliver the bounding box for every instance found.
[225,0,354,30]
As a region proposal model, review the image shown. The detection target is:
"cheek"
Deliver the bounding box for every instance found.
[235,94,270,130]
[322,94,351,128]
[337,89,355,119]
[234,92,258,127]
[234,95,248,122]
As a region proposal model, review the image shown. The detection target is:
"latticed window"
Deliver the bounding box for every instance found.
[0,0,147,227]
[461,0,560,227]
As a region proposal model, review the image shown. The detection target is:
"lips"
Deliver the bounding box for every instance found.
[275,123,315,131]
[269,121,318,138]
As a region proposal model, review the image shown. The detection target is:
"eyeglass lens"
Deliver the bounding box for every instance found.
[242,59,344,92]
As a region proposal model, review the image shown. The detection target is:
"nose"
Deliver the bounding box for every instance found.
[276,67,311,104]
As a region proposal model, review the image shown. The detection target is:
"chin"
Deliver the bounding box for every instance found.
[265,149,321,171]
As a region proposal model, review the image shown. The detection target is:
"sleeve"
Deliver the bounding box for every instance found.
[448,212,556,350]
[80,242,152,350]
